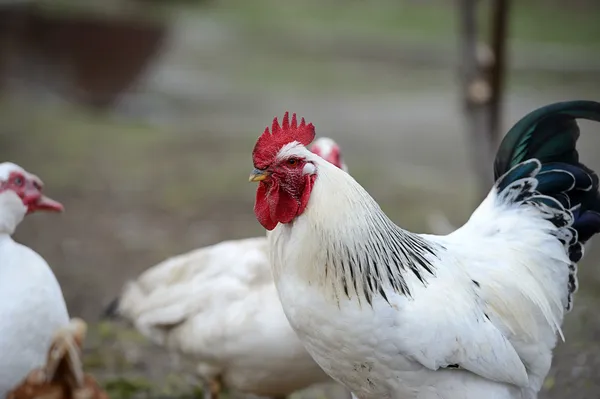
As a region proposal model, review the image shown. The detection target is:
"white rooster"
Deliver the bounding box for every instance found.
[0,162,69,397]
[248,103,600,399]
[107,137,351,399]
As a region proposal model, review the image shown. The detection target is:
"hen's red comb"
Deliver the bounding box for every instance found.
[252,112,316,169]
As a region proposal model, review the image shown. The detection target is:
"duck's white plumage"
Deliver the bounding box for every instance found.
[0,162,69,396]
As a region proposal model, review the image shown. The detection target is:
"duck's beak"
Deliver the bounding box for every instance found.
[24,188,64,214]
[33,195,65,213]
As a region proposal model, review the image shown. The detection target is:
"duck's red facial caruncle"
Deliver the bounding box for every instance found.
[250,112,317,230]
[0,170,64,214]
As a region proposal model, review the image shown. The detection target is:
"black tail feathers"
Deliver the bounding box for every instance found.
[493,100,600,311]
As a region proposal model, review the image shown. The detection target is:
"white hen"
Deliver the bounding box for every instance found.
[0,162,69,397]
[248,104,600,399]
[108,138,351,399]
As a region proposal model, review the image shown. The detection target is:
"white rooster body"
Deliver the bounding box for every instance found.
[0,163,69,397]
[111,138,350,398]
[269,162,556,399]
[250,104,600,399]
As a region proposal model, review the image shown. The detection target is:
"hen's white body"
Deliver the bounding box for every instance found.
[0,193,69,397]
[268,154,571,399]
[116,236,334,396]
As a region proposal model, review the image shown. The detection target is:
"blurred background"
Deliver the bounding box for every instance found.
[1,0,599,397]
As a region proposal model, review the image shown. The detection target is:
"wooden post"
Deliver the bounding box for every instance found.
[488,0,510,150]
[458,0,494,200]
[458,0,510,200]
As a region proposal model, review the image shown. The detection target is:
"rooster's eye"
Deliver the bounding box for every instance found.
[287,158,298,166]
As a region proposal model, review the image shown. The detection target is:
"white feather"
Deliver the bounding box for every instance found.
[116,237,336,396]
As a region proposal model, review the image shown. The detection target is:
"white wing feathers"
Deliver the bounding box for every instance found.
[419,187,572,390]
[117,237,271,347]
[391,250,529,388]
[443,190,568,341]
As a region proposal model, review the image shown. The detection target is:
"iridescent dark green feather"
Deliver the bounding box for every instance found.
[492,100,600,311]
[494,101,600,177]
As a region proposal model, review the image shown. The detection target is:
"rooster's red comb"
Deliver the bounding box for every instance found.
[252,112,316,169]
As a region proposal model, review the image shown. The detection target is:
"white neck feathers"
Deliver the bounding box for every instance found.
[271,158,442,306]
[0,192,26,236]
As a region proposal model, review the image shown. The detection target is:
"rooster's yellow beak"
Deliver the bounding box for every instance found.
[249,169,270,182]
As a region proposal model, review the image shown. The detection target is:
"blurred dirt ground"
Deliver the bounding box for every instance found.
[1,1,600,398]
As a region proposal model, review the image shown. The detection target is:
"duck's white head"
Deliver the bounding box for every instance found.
[0,162,63,235]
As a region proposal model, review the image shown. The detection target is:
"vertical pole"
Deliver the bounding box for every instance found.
[458,0,494,200]
[488,0,510,152]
